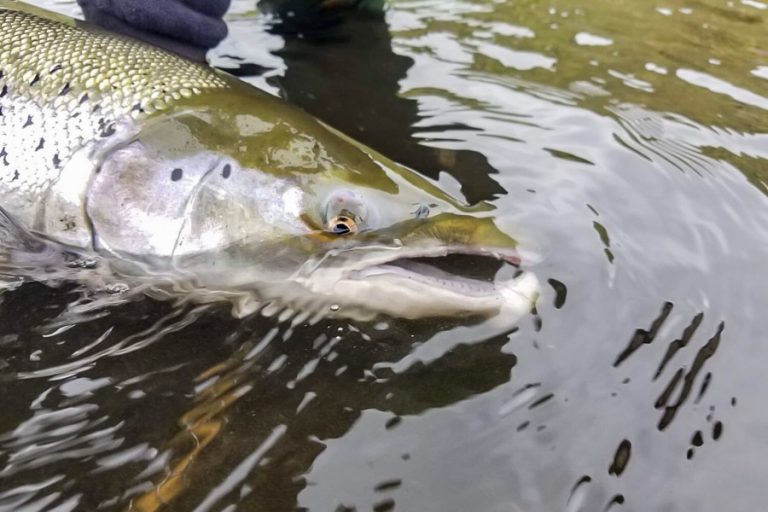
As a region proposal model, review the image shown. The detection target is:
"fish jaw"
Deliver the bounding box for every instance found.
[284,240,538,321]
[215,260,538,323]
[321,264,539,321]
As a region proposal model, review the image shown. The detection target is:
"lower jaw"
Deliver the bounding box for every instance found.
[355,263,500,298]
[326,270,538,321]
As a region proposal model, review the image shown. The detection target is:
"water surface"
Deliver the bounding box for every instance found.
[3,0,768,510]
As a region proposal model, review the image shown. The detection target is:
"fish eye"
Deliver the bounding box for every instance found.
[328,214,358,235]
[324,189,368,235]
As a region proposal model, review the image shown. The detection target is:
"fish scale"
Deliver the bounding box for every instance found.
[0,3,227,232]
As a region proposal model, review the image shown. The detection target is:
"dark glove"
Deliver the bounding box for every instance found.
[77,0,231,61]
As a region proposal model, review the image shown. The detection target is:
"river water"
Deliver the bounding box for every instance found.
[2,0,767,511]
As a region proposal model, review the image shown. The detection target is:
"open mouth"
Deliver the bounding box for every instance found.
[354,249,523,298]
[296,244,537,320]
[391,253,511,282]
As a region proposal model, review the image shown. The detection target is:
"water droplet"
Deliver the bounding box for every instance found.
[106,283,129,294]
[713,421,723,440]
[375,479,402,492]
[548,278,568,309]
[691,431,704,447]
[385,416,401,430]
[609,439,631,476]
[566,475,592,512]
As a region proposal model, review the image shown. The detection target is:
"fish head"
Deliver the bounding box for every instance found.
[88,90,539,321]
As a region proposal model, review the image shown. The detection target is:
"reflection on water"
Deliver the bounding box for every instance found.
[4,0,768,510]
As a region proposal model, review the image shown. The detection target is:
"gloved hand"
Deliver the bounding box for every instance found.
[77,0,231,61]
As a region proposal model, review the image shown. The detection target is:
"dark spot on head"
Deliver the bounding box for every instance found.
[171,168,183,181]
[99,120,116,137]
[222,163,231,179]
[59,215,77,231]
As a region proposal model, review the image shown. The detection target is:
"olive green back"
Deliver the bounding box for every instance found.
[0,3,229,224]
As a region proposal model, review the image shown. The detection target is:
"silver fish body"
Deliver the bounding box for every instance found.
[0,1,539,321]
[0,3,227,248]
